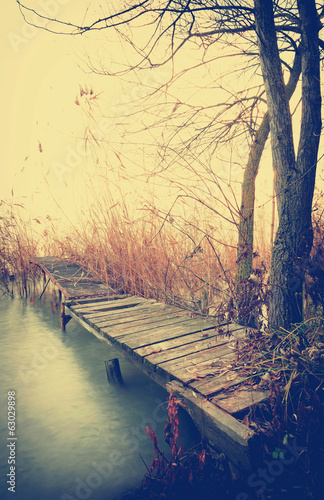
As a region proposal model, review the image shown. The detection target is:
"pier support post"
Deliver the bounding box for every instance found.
[105,358,124,385]
[39,277,50,300]
[61,303,72,331]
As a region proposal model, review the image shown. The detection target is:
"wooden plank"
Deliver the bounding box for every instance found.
[190,371,246,397]
[70,295,130,306]
[102,316,197,339]
[72,297,149,315]
[74,299,164,317]
[93,311,186,331]
[134,328,227,358]
[72,296,148,314]
[143,335,234,366]
[148,334,241,366]
[94,310,189,332]
[132,323,244,358]
[212,389,270,415]
[155,344,235,381]
[33,257,114,299]
[165,352,237,384]
[117,318,225,347]
[72,297,130,311]
[157,343,236,373]
[66,306,171,388]
[86,303,183,323]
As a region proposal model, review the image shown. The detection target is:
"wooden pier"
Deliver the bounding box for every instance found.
[34,257,269,471]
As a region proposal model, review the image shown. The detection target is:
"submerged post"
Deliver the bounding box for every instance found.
[39,277,50,300]
[61,303,72,331]
[105,358,124,385]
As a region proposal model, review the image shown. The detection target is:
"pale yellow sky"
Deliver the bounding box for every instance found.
[1,1,178,224]
[2,2,85,217]
[2,1,322,236]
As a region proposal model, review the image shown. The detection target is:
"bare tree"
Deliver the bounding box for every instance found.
[254,0,321,329]
[17,0,323,329]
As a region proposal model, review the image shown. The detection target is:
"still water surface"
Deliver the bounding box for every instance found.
[0,290,199,500]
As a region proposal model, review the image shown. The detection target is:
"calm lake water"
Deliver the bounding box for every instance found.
[0,287,200,500]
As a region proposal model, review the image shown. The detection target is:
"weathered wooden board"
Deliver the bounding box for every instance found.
[212,389,271,414]
[71,295,130,308]
[190,371,246,396]
[101,316,197,339]
[89,310,188,331]
[93,308,182,327]
[143,335,234,366]
[134,330,224,357]
[116,319,225,348]
[154,345,235,383]
[134,322,245,358]
[77,301,169,320]
[162,352,237,384]
[69,295,130,306]
[33,257,114,299]
[175,363,233,384]
[157,342,237,372]
[72,295,148,314]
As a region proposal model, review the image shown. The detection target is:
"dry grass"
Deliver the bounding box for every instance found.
[54,200,239,315]
[1,190,322,318]
[0,195,241,311]
[0,200,41,295]
[0,200,62,296]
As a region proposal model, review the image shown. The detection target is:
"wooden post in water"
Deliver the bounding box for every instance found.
[39,278,50,300]
[105,359,124,385]
[61,303,72,331]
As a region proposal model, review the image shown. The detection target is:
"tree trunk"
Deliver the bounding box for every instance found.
[254,0,321,330]
[235,49,301,325]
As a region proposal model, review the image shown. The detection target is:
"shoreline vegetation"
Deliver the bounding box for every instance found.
[1,194,324,499]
